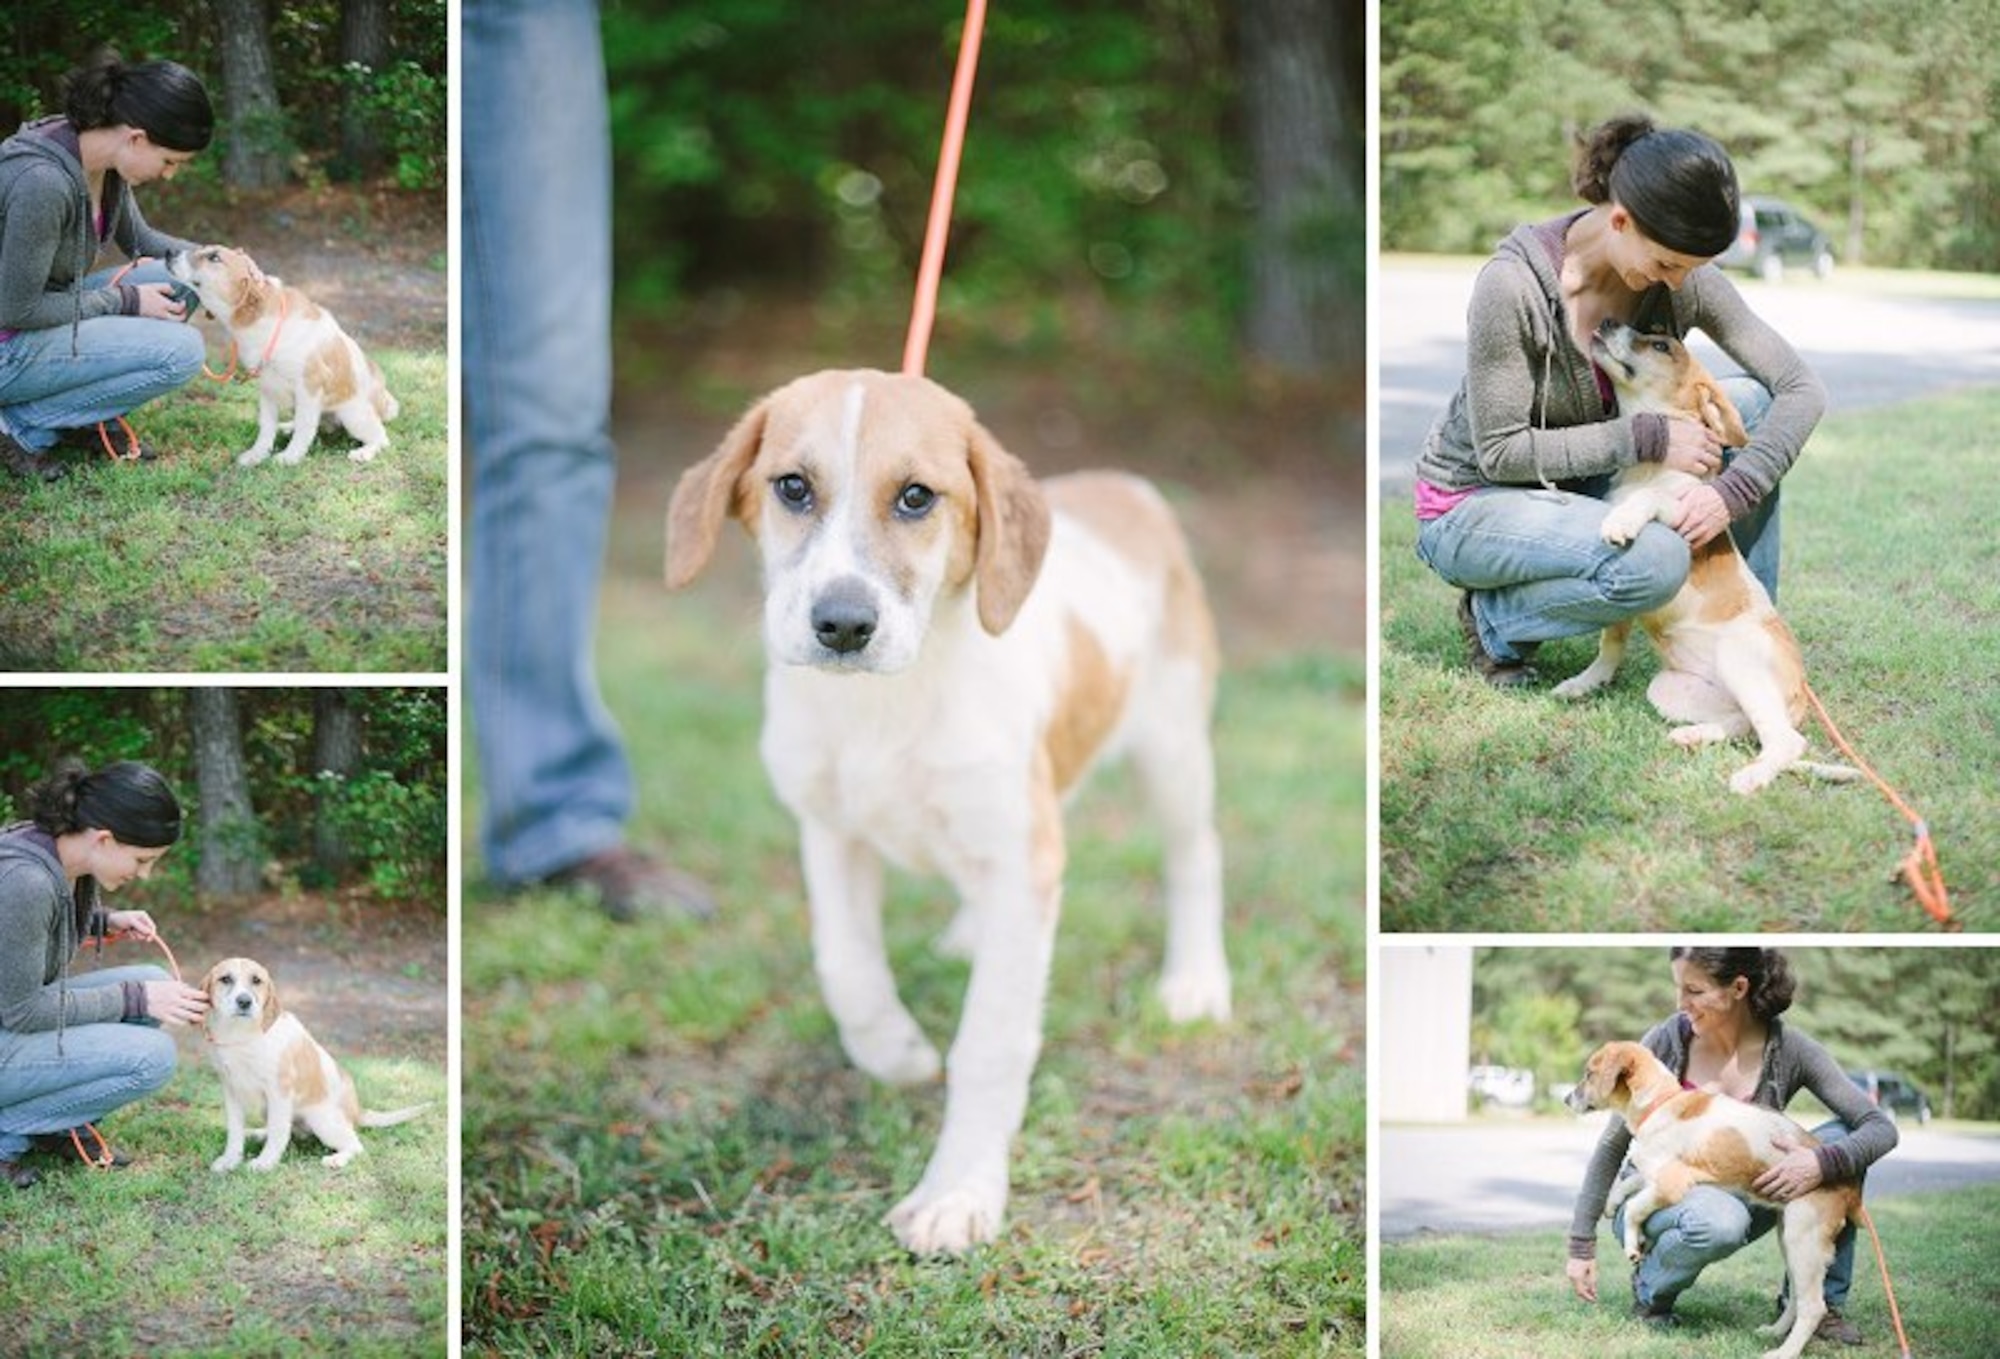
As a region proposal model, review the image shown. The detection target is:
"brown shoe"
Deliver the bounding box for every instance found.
[0,1159,38,1189]
[30,1126,131,1168]
[546,845,717,923]
[1814,1307,1863,1346]
[1457,591,1536,688]
[55,424,160,461]
[1,432,65,482]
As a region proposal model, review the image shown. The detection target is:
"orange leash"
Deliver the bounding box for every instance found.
[902,0,988,377]
[1857,1204,1913,1359]
[69,927,184,1171]
[98,925,184,982]
[1801,682,1954,927]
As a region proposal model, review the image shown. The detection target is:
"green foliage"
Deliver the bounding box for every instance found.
[1383,0,2000,270]
[336,59,447,190]
[315,768,446,897]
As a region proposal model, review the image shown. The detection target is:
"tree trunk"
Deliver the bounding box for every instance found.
[1238,0,1362,373]
[211,0,290,188]
[188,688,263,898]
[338,0,393,178]
[312,687,363,879]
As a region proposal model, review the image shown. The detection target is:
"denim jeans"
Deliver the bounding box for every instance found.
[0,966,177,1158]
[1416,377,1782,662]
[463,0,635,884]
[1618,1119,1858,1311]
[0,260,204,452]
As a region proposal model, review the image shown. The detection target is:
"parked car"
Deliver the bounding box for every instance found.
[1468,1064,1536,1108]
[1716,196,1836,282]
[1847,1069,1932,1125]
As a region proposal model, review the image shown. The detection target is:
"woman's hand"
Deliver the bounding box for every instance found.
[1753,1138,1825,1201]
[1672,484,1731,547]
[135,283,187,322]
[1660,420,1722,478]
[1565,1256,1599,1302]
[105,909,158,941]
[143,978,209,1027]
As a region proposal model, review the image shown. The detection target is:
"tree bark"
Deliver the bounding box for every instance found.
[188,688,262,898]
[1238,0,1362,373]
[312,688,363,879]
[211,0,290,188]
[338,0,393,177]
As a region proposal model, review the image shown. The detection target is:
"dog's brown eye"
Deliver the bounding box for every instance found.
[895,484,936,518]
[1651,340,1671,353]
[774,473,813,512]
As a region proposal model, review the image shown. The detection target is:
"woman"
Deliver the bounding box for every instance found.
[0,758,209,1188]
[0,51,212,481]
[1565,948,1895,1344]
[1412,113,1825,685]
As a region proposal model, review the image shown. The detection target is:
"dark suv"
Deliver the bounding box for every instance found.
[1717,196,1836,282]
[1847,1069,1932,1125]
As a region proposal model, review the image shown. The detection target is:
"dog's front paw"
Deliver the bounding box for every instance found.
[274,448,308,466]
[209,1153,242,1174]
[1599,504,1652,547]
[322,1149,359,1168]
[236,447,271,467]
[843,1015,941,1087]
[1550,673,1601,701]
[886,1175,1007,1255]
[246,1155,281,1173]
[1158,965,1232,1024]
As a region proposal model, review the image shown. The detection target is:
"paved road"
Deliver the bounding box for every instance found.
[1380,1118,2000,1240]
[1379,259,2000,497]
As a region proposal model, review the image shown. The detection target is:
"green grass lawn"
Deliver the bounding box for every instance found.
[0,349,446,673]
[0,1049,447,1358]
[1380,1185,2000,1358]
[1381,387,2000,931]
[461,573,1368,1354]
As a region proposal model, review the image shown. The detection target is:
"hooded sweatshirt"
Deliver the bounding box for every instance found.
[1412,210,1826,520]
[0,823,145,1041]
[0,115,198,340]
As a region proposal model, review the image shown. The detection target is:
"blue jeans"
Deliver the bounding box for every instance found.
[463,0,635,885]
[0,261,204,452]
[0,966,178,1158]
[1618,1119,1858,1311]
[1417,377,1782,663]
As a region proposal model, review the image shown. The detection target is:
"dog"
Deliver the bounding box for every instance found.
[167,245,399,467]
[1566,1041,1863,1359]
[200,956,427,1171]
[1550,319,1855,794]
[665,369,1232,1254]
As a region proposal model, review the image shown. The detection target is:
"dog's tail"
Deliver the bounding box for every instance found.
[359,1102,430,1128]
[1791,760,1863,783]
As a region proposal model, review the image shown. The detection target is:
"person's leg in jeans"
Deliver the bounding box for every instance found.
[0,263,204,453]
[462,0,708,919]
[1417,485,1691,663]
[1617,1183,1757,1313]
[0,967,178,1170]
[1715,375,1781,601]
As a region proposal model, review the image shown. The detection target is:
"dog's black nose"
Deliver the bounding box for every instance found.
[234,994,253,1013]
[812,579,878,654]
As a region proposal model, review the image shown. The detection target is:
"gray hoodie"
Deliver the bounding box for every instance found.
[1413,211,1826,520]
[0,115,197,337]
[0,824,137,1040]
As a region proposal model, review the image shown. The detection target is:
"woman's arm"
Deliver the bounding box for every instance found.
[0,865,124,1032]
[1687,267,1827,517]
[0,168,133,330]
[1793,1029,1899,1181]
[111,187,198,265]
[1463,258,1641,486]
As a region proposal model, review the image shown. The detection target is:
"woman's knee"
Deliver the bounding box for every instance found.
[124,1028,179,1094]
[163,324,207,385]
[1599,524,1690,611]
[1673,1189,1754,1253]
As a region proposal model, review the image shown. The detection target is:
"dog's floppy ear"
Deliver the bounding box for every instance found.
[666,397,769,589]
[1692,378,1751,449]
[258,966,282,1031]
[967,420,1051,636]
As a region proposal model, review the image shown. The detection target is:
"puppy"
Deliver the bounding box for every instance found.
[1552,320,1855,794]
[1566,1041,1864,1359]
[200,956,427,1171]
[168,245,399,467]
[666,369,1232,1254]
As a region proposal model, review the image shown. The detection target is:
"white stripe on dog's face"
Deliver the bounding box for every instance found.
[750,373,980,673]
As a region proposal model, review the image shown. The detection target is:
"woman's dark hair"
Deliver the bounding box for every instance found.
[1670,946,1795,1020]
[26,758,183,848]
[1573,112,1740,258]
[60,50,214,153]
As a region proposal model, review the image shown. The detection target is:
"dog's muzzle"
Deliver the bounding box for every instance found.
[232,992,255,1016]
[811,576,879,656]
[1563,1082,1593,1115]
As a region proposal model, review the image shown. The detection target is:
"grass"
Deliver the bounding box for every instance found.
[1379,1184,2000,1358]
[460,575,1368,1355]
[1380,387,2000,930]
[0,1047,448,1358]
[0,349,447,673]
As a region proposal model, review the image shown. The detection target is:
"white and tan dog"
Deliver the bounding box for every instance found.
[200,956,427,1172]
[1552,319,1854,794]
[168,245,399,467]
[666,369,1232,1254]
[1566,1041,1863,1359]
